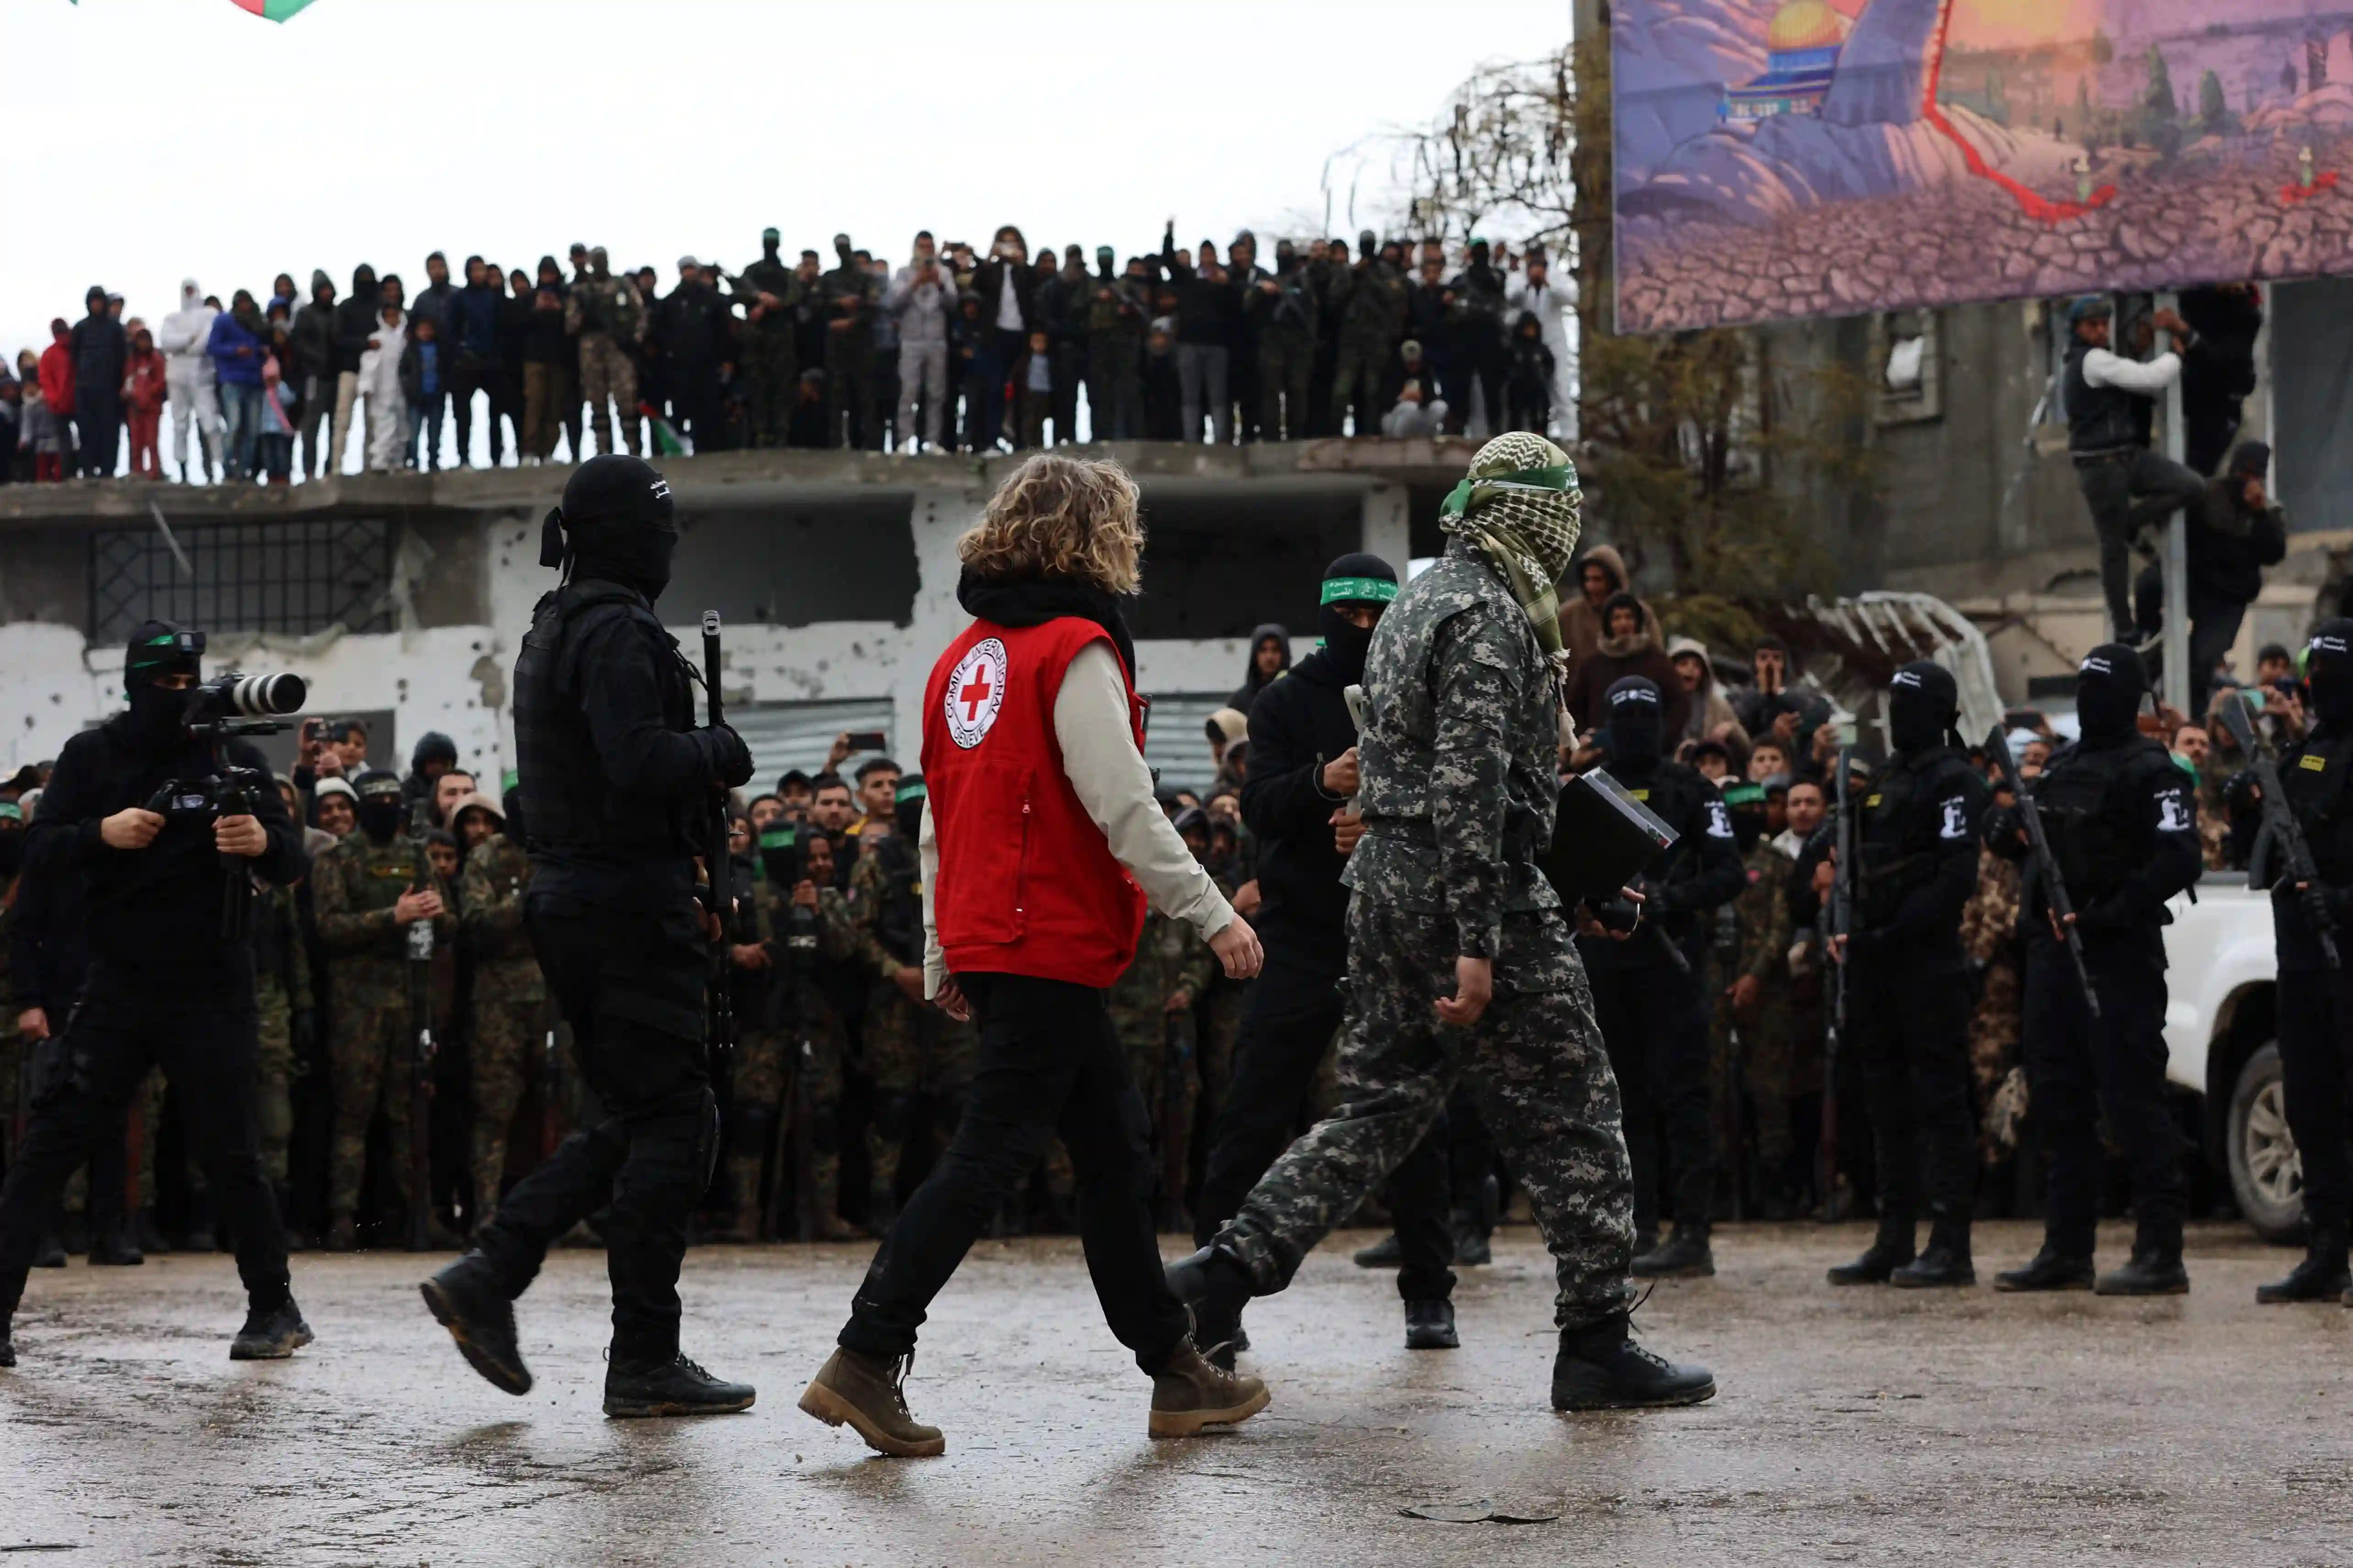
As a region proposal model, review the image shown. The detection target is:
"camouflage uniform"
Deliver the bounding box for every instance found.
[1958,845,2026,1157]
[311,829,454,1227]
[850,836,977,1211]
[1246,264,1319,441]
[1214,532,1637,1331]
[1078,272,1145,440]
[1107,910,1217,1223]
[252,884,312,1189]
[818,259,882,448]
[1325,256,1406,435]
[565,251,646,456]
[732,255,799,448]
[1711,840,1795,1175]
[727,872,857,1231]
[459,835,546,1227]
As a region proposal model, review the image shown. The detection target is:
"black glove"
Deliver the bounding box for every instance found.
[698,722,755,789]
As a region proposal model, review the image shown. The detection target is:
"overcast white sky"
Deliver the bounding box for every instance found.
[5,0,1569,361]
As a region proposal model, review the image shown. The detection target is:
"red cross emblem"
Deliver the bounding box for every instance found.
[945,638,1007,749]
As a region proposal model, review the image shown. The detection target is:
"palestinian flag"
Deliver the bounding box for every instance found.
[229,0,320,18]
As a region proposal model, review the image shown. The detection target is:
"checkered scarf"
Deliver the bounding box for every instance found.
[1438,433,1583,672]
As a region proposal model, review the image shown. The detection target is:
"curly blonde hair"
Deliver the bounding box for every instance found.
[957,454,1145,595]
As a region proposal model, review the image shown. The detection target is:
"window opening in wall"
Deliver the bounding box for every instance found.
[88,518,396,644]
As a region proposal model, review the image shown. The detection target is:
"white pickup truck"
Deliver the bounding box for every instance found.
[2163,872,2302,1241]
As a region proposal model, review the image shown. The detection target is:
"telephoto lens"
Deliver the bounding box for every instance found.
[222,671,309,717]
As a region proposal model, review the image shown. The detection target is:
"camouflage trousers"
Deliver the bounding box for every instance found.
[863,989,977,1204]
[1970,956,2025,1158]
[328,997,416,1220]
[255,980,296,1188]
[1219,901,1636,1330]
[578,332,640,457]
[1330,333,1392,434]
[1711,984,1799,1170]
[1117,1010,1198,1223]
[469,1000,541,1228]
[1257,333,1315,441]
[728,1020,846,1226]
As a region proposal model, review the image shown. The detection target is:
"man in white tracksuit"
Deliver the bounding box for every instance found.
[886,240,960,452]
[1506,256,1576,443]
[158,280,223,483]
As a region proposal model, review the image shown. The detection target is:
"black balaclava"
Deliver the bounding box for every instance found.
[1317,552,1399,687]
[2306,619,2353,730]
[540,453,678,600]
[1095,245,1115,279]
[2075,643,2147,746]
[895,775,927,841]
[0,810,25,881]
[122,619,202,752]
[353,768,405,843]
[1603,676,1664,771]
[761,227,781,263]
[1721,781,1767,852]
[1887,660,1960,755]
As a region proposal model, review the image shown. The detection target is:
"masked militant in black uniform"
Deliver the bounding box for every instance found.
[1990,644,2201,1296]
[2253,620,2353,1306]
[1826,662,1991,1288]
[1581,675,1745,1279]
[0,623,312,1369]
[421,454,759,1416]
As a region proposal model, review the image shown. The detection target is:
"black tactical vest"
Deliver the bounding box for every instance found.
[2064,339,2140,456]
[2037,735,2164,905]
[869,832,924,965]
[512,579,698,859]
[1856,746,1972,926]
[2283,726,2353,886]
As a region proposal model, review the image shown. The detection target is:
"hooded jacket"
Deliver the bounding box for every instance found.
[159,281,220,386]
[207,309,265,387]
[290,270,337,381]
[1667,635,1749,754]
[331,264,382,376]
[1230,623,1292,714]
[1567,600,1687,740]
[403,730,460,806]
[1560,544,1663,666]
[1237,644,1361,960]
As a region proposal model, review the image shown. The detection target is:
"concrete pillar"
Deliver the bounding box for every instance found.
[1360,482,1411,571]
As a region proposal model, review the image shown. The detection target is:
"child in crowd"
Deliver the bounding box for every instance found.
[1504,310,1555,435]
[257,324,300,486]
[123,325,169,480]
[357,299,410,472]
[1014,329,1053,449]
[18,347,63,482]
[1142,316,1181,440]
[400,315,444,471]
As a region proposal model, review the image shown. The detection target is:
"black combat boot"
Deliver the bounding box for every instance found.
[2095,1250,2190,1297]
[603,1352,755,1418]
[1550,1312,1715,1411]
[1404,1298,1459,1349]
[1351,1233,1404,1269]
[1632,1224,1715,1278]
[1826,1220,1914,1286]
[0,1322,13,1368]
[1994,1246,2096,1292]
[1890,1221,1974,1288]
[2255,1229,2350,1304]
[420,1253,532,1395]
[32,1231,65,1269]
[88,1216,144,1267]
[229,1297,314,1360]
[1165,1244,1256,1372]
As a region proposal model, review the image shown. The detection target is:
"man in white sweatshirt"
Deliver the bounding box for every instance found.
[157,281,222,483]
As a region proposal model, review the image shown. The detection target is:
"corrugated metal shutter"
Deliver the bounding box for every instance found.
[732,699,898,795]
[1142,692,1232,795]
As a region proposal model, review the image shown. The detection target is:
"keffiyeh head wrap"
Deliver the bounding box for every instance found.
[1438,432,1583,669]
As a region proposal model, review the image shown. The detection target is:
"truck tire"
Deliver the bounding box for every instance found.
[2226,1042,2304,1244]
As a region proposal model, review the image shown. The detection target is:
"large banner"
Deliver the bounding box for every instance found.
[1612,0,2353,332]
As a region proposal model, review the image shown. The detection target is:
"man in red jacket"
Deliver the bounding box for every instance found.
[800,454,1268,1457]
[38,321,76,477]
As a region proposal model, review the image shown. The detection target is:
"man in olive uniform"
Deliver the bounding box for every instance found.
[452,793,544,1233]
[252,879,312,1218]
[1108,821,1218,1230]
[819,234,882,449]
[1170,433,1714,1411]
[312,770,454,1250]
[850,798,976,1234]
[1079,249,1145,440]
[1827,662,1992,1289]
[1710,782,1795,1211]
[1247,240,1319,442]
[732,228,798,449]
[565,247,646,457]
[1327,235,1405,437]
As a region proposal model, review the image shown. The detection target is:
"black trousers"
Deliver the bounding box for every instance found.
[2278,964,2353,1235]
[1193,942,1455,1302]
[2073,450,2204,642]
[474,895,714,1363]
[1588,951,1714,1239]
[839,972,1190,1372]
[2023,928,2185,1258]
[0,973,288,1323]
[1850,943,1977,1237]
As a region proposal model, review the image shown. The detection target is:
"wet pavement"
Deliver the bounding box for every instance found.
[4,1218,2350,1567]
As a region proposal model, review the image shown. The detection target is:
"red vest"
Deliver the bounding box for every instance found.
[922,615,1149,988]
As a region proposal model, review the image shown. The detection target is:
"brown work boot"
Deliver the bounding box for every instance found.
[798,1347,945,1457]
[1148,1337,1269,1439]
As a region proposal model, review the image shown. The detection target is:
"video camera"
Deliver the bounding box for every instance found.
[148,665,309,940]
[757,824,822,980]
[184,670,309,740]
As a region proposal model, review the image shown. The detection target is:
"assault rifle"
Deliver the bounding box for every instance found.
[1818,747,1854,1213]
[701,612,735,1071]
[2216,697,2342,969]
[1984,726,2103,1014]
[405,798,439,1251]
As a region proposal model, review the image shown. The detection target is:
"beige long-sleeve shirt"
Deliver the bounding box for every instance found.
[922,640,1235,996]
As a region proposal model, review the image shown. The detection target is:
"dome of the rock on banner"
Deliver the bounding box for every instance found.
[1766,0,1849,53]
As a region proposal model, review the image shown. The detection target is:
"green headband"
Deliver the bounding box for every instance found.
[759,826,797,848]
[895,781,927,805]
[1720,783,1766,807]
[1438,463,1579,519]
[1320,577,1399,606]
